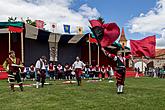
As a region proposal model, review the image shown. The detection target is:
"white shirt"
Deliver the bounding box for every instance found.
[35,59,46,70]
[114,56,126,62]
[57,66,63,71]
[29,66,35,72]
[72,61,85,69]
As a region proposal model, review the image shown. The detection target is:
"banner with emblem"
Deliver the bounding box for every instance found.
[77,26,83,34]
[36,20,44,29]
[63,24,70,33]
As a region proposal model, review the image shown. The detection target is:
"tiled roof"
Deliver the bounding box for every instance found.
[156,49,165,56]
[119,27,127,41]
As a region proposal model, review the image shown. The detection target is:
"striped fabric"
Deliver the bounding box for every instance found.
[25,23,84,44]
[0,28,8,33]
[25,23,38,39]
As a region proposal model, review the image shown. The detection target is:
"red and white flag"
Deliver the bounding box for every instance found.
[35,20,44,29]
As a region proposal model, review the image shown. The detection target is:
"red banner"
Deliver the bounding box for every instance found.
[89,37,97,43]
[130,35,156,58]
[8,26,23,33]
[89,20,120,47]
[36,20,44,29]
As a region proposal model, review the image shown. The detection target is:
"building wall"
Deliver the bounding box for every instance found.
[58,43,81,65]
[24,38,49,66]
[151,55,165,67]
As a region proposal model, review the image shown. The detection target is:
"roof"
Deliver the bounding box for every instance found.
[156,49,165,57]
[0,22,23,28]
[119,27,127,41]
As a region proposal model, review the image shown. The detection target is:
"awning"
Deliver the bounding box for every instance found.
[0,22,23,28]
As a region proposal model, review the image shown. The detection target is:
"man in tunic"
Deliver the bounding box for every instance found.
[102,48,132,94]
[72,57,85,86]
[35,56,47,88]
[3,50,24,92]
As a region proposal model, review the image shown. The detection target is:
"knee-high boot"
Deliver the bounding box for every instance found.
[10,84,15,92]
[77,78,80,86]
[19,83,23,91]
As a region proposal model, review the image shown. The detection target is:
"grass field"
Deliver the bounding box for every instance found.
[0,77,165,110]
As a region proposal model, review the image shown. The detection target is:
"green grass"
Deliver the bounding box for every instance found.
[0,77,165,110]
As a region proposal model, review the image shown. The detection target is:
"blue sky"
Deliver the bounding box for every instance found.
[72,0,156,40]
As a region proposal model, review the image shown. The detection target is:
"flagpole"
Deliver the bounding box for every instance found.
[88,34,91,65]
[142,56,144,73]
[21,32,24,63]
[55,34,57,62]
[97,44,99,65]
[8,31,11,52]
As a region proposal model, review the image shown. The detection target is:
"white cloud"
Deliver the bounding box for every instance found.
[128,0,165,48]
[0,0,100,33]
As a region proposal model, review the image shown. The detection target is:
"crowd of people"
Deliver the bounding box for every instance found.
[20,61,114,81]
[6,49,165,94]
[2,50,115,91]
[144,67,165,78]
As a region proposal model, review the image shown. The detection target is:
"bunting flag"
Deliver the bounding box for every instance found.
[52,23,57,29]
[77,26,83,34]
[24,23,83,44]
[89,20,120,47]
[35,20,44,29]
[130,35,156,58]
[8,26,23,33]
[63,24,70,33]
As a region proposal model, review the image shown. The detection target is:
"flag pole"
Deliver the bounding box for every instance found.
[97,44,99,65]
[142,56,144,73]
[8,31,11,52]
[88,34,91,65]
[21,32,24,63]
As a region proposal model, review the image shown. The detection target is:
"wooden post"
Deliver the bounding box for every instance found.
[97,44,99,65]
[9,31,11,52]
[21,32,24,63]
[142,56,144,73]
[54,33,57,62]
[88,34,91,65]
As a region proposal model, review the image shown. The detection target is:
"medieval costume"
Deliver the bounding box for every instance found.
[3,51,24,92]
[57,64,63,80]
[84,65,90,79]
[94,65,101,78]
[102,48,132,94]
[100,65,106,80]
[35,56,47,88]
[89,65,94,79]
[20,65,27,82]
[72,57,85,86]
[29,64,35,81]
[64,64,71,80]
[48,62,55,80]
[106,65,114,80]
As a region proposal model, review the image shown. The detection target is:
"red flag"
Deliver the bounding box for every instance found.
[8,26,23,33]
[89,37,97,43]
[89,20,120,47]
[130,35,156,58]
[36,20,44,29]
[101,23,120,47]
[89,20,102,27]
